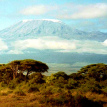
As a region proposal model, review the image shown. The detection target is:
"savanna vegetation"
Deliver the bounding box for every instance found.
[0,59,107,107]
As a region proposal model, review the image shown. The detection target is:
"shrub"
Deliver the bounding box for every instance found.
[0,92,8,96]
[65,79,78,89]
[27,84,39,93]
[81,79,101,93]
[51,87,62,94]
[53,77,67,88]
[39,93,75,106]
[53,71,68,80]
[1,81,8,87]
[8,82,16,89]
[8,78,24,89]
[14,89,26,96]
[102,86,107,95]
[16,72,26,82]
[46,74,56,84]
[74,95,103,107]
[40,86,53,95]
[69,73,84,80]
[39,95,50,104]
[29,73,45,84]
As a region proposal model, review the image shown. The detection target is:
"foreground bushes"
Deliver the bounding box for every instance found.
[0,71,106,106]
[3,71,106,95]
[39,94,103,107]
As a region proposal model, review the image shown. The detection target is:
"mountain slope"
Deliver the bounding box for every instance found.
[0,19,106,41]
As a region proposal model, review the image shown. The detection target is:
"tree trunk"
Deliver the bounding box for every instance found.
[11,65,18,79]
[25,70,29,81]
[26,70,29,77]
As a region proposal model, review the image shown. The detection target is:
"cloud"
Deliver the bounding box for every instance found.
[75,40,107,54]
[57,3,107,19]
[20,3,107,19]
[12,36,76,51]
[0,39,8,51]
[58,39,107,54]
[9,36,107,55]
[21,5,47,15]
[8,50,23,54]
[102,39,107,46]
[21,5,51,15]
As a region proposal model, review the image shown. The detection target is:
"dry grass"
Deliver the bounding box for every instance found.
[0,93,43,107]
[0,91,106,107]
[0,87,106,107]
[85,92,107,102]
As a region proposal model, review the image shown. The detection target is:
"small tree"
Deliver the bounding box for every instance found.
[78,63,107,81]
[20,59,49,77]
[69,73,84,80]
[7,59,49,79]
[8,60,21,79]
[53,71,68,80]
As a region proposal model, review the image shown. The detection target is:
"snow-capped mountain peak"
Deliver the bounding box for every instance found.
[22,19,62,23]
[0,19,107,42]
[42,19,62,23]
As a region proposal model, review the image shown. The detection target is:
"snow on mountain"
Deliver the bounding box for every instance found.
[0,19,69,40]
[22,19,62,23]
[0,19,107,41]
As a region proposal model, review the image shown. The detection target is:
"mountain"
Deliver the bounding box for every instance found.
[0,19,107,41]
[0,19,83,40]
[0,19,107,73]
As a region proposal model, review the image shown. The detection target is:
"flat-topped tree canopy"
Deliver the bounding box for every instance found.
[8,59,49,77]
[78,63,107,81]
[8,60,21,65]
[20,59,49,76]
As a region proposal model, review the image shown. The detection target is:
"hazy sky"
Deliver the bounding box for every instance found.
[0,0,107,32]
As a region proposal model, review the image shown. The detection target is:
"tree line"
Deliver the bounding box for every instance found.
[0,59,107,106]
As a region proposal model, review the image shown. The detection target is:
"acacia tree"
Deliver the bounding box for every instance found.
[7,59,49,79]
[8,60,21,79]
[78,63,107,81]
[20,59,49,76]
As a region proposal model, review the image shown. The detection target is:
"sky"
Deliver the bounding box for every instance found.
[0,0,107,72]
[0,0,107,32]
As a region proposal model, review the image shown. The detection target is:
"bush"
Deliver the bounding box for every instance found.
[102,86,107,95]
[27,84,39,93]
[74,95,103,107]
[0,92,8,96]
[39,94,74,106]
[69,73,84,80]
[8,78,24,89]
[46,74,56,84]
[1,81,8,87]
[51,87,62,94]
[53,77,67,88]
[8,81,16,89]
[65,79,78,89]
[16,72,26,82]
[14,89,26,96]
[40,86,53,95]
[53,71,68,80]
[79,82,101,93]
[29,73,45,84]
